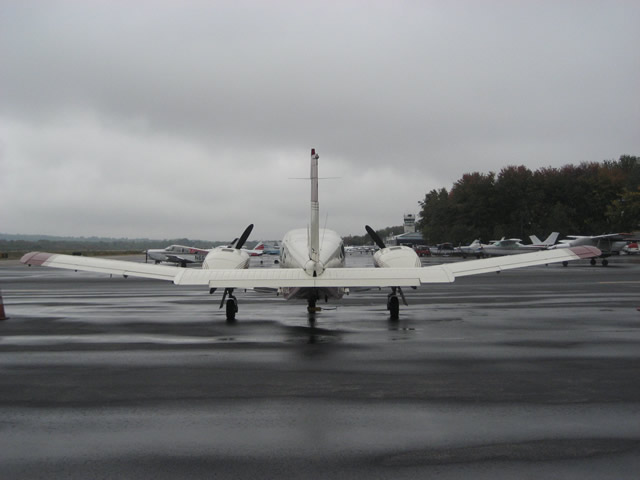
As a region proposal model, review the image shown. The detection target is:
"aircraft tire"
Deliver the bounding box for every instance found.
[226,298,237,321]
[388,296,400,320]
[590,258,597,266]
[602,259,609,267]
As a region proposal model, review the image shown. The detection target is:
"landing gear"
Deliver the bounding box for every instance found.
[590,258,596,266]
[307,298,317,313]
[225,295,238,321]
[387,293,400,320]
[602,259,609,267]
[220,288,238,321]
[562,261,568,267]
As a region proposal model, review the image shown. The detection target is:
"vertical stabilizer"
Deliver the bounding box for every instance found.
[310,148,320,263]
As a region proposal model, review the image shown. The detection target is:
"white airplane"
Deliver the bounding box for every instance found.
[529,232,560,247]
[146,245,210,266]
[21,149,600,322]
[480,233,559,257]
[241,245,264,257]
[345,245,378,254]
[551,233,635,266]
[457,239,485,258]
[253,242,280,255]
[458,232,558,258]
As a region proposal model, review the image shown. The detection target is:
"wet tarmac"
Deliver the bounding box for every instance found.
[1,254,640,479]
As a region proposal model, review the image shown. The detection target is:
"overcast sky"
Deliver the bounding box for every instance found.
[1,0,639,242]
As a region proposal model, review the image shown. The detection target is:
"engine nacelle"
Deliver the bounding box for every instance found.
[203,247,250,270]
[373,246,421,268]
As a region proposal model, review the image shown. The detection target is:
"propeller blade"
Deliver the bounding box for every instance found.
[365,225,386,249]
[235,224,254,250]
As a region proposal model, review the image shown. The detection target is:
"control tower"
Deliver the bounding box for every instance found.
[403,214,416,233]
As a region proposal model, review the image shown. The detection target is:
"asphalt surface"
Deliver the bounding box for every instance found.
[1,253,640,479]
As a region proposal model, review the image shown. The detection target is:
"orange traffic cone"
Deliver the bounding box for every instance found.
[0,289,7,320]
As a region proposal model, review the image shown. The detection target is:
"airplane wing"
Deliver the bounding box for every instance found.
[21,246,599,288]
[21,252,182,281]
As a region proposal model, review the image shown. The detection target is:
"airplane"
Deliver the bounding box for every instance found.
[478,232,560,257]
[458,232,559,259]
[241,245,264,257]
[145,245,210,266]
[254,242,280,255]
[457,239,485,258]
[623,242,639,254]
[551,233,636,266]
[20,149,600,322]
[345,245,378,255]
[529,232,560,247]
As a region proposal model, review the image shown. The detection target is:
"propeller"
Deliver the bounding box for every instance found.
[366,225,410,307]
[235,224,254,250]
[219,224,254,310]
[365,225,386,249]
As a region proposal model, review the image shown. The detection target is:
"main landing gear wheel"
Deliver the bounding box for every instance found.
[307,298,320,314]
[388,295,400,320]
[602,259,609,267]
[590,258,597,266]
[225,296,238,321]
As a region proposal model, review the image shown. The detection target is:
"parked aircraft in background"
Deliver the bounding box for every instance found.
[552,233,636,266]
[241,246,264,257]
[623,242,639,254]
[529,232,560,247]
[458,233,558,258]
[145,245,210,267]
[254,242,280,255]
[21,149,600,322]
[345,245,378,254]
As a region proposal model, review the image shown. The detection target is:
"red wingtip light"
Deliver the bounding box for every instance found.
[311,148,315,155]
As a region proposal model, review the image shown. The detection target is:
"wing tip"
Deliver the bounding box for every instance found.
[20,251,55,266]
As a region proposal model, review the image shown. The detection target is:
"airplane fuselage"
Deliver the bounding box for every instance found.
[279,227,346,301]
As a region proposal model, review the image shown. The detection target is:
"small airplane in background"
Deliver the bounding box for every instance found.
[345,245,378,254]
[552,233,637,266]
[623,242,639,254]
[254,242,280,255]
[458,233,559,258]
[241,245,264,257]
[145,245,210,267]
[481,232,560,256]
[21,149,600,322]
[529,232,560,247]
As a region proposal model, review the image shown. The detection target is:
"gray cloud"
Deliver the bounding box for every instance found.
[1,0,639,240]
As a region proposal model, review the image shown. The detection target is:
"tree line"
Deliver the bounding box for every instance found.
[419,155,640,245]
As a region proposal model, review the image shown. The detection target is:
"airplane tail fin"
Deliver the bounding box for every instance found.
[543,232,560,246]
[529,235,542,244]
[309,148,320,263]
[254,242,264,251]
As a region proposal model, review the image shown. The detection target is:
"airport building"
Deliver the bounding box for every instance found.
[389,214,425,246]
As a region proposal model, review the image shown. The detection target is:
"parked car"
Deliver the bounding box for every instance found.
[413,245,431,257]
